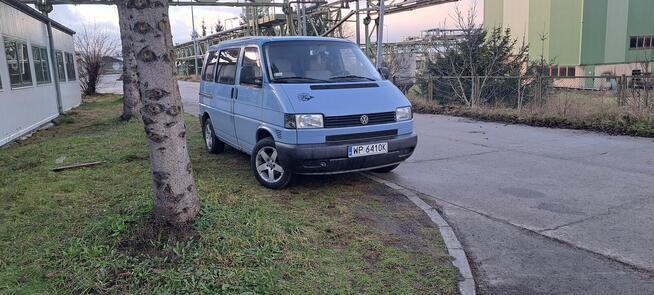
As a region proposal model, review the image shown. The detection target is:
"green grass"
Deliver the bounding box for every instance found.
[0,94,455,294]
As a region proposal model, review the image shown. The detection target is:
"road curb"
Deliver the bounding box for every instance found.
[363,173,476,295]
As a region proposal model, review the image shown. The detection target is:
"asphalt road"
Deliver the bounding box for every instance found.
[99,75,654,294]
[379,115,654,294]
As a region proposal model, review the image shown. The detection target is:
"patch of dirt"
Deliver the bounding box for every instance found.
[354,184,450,259]
[117,216,198,259]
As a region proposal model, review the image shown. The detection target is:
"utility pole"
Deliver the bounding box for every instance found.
[191,5,200,78]
[375,0,385,68]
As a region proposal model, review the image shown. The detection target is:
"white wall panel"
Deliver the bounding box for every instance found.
[0,1,80,146]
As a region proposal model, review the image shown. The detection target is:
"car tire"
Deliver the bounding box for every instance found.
[371,164,400,173]
[202,118,225,154]
[251,137,292,189]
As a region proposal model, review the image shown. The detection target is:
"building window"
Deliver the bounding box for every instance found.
[4,38,33,88]
[548,65,576,77]
[630,35,654,49]
[55,51,66,81]
[32,46,51,84]
[64,52,76,81]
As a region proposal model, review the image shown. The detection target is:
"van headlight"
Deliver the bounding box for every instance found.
[395,107,412,121]
[284,114,324,129]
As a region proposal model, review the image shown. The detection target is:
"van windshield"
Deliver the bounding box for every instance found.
[264,40,382,83]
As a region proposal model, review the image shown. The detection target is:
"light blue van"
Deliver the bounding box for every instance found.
[198,36,417,189]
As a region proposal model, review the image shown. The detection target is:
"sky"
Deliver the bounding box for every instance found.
[48,0,480,47]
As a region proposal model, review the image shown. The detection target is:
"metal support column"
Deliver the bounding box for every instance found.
[46,15,63,114]
[355,0,360,45]
[301,2,307,35]
[191,6,200,78]
[375,0,384,68]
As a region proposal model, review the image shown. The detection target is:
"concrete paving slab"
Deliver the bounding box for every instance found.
[439,204,654,295]
[543,196,654,271]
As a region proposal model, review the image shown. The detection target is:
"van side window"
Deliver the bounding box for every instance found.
[240,47,262,86]
[216,48,240,85]
[202,51,218,82]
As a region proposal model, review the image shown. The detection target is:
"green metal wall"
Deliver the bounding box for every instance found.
[527,0,551,61]
[548,0,583,65]
[603,0,629,64]
[625,0,654,63]
[580,0,608,65]
[484,0,654,66]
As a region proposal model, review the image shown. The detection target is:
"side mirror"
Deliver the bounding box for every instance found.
[240,65,262,87]
[377,67,390,80]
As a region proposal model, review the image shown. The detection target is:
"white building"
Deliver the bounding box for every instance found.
[0,0,80,146]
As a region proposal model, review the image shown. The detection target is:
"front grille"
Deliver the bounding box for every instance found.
[324,111,395,128]
[325,129,398,143]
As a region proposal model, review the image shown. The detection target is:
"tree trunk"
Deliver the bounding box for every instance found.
[116,0,200,224]
[117,2,141,121]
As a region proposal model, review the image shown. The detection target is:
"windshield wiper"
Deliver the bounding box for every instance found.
[328,75,376,81]
[272,76,329,83]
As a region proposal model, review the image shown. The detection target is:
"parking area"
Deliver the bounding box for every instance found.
[98,75,654,294]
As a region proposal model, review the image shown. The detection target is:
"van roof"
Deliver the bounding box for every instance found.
[207,36,353,51]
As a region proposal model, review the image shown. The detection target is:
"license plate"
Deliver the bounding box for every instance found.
[348,142,388,158]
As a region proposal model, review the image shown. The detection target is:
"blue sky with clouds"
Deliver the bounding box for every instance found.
[47,0,480,46]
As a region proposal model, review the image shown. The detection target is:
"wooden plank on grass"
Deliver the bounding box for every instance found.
[52,161,105,172]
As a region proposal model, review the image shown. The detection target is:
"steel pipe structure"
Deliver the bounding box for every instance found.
[19,0,325,6]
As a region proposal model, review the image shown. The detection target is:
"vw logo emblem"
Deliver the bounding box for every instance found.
[360,115,369,125]
[297,93,314,102]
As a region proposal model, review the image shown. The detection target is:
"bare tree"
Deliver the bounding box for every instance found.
[116,0,200,225]
[117,2,141,120]
[75,24,118,96]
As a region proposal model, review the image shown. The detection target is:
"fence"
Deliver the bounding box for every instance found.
[396,75,653,115]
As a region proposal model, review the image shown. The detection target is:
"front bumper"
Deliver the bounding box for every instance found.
[276,133,417,175]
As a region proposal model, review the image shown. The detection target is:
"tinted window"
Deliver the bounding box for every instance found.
[216,48,240,85]
[202,51,218,82]
[240,47,262,86]
[64,52,76,81]
[4,38,32,88]
[567,66,576,77]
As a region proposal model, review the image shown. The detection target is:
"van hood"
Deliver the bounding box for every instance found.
[272,81,409,116]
